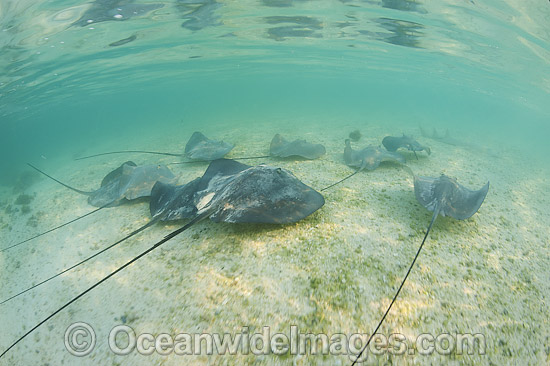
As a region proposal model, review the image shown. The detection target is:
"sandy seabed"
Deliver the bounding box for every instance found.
[1,116,549,365]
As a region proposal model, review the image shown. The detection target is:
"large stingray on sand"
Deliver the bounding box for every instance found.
[352,173,489,364]
[322,139,406,191]
[76,132,234,162]
[28,162,176,207]
[151,158,325,224]
[1,163,176,253]
[0,159,325,358]
[344,140,406,170]
[184,132,235,160]
[269,134,326,160]
[382,134,431,159]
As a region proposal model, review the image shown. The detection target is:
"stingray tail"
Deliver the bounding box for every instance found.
[321,166,362,191]
[0,218,159,306]
[351,207,440,365]
[0,213,208,359]
[75,150,181,161]
[27,163,93,195]
[0,204,109,253]
[400,165,415,179]
[168,155,272,165]
[231,155,271,161]
[161,211,210,241]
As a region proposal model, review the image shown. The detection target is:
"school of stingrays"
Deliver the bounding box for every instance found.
[0,130,489,361]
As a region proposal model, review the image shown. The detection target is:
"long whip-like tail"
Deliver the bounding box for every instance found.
[0,212,209,359]
[27,163,93,195]
[321,166,363,192]
[351,207,440,365]
[75,150,181,161]
[168,155,271,165]
[230,155,271,160]
[1,204,109,253]
[0,218,159,305]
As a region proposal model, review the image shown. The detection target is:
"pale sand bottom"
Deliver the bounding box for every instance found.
[0,116,549,365]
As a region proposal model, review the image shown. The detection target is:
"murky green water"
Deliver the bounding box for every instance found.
[1,1,549,365]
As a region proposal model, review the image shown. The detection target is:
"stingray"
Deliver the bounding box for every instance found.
[4,158,250,257]
[269,134,326,160]
[382,134,431,159]
[148,178,201,221]
[148,158,256,221]
[75,131,235,162]
[349,129,362,142]
[28,162,176,207]
[0,174,201,305]
[344,140,406,170]
[0,159,313,304]
[0,175,199,305]
[151,158,324,224]
[1,162,176,254]
[419,125,462,146]
[419,126,501,159]
[0,159,325,357]
[193,160,324,223]
[185,131,235,160]
[1,160,256,302]
[352,173,489,364]
[322,139,406,190]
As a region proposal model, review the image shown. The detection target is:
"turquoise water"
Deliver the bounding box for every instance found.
[2,0,549,182]
[1,0,550,364]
